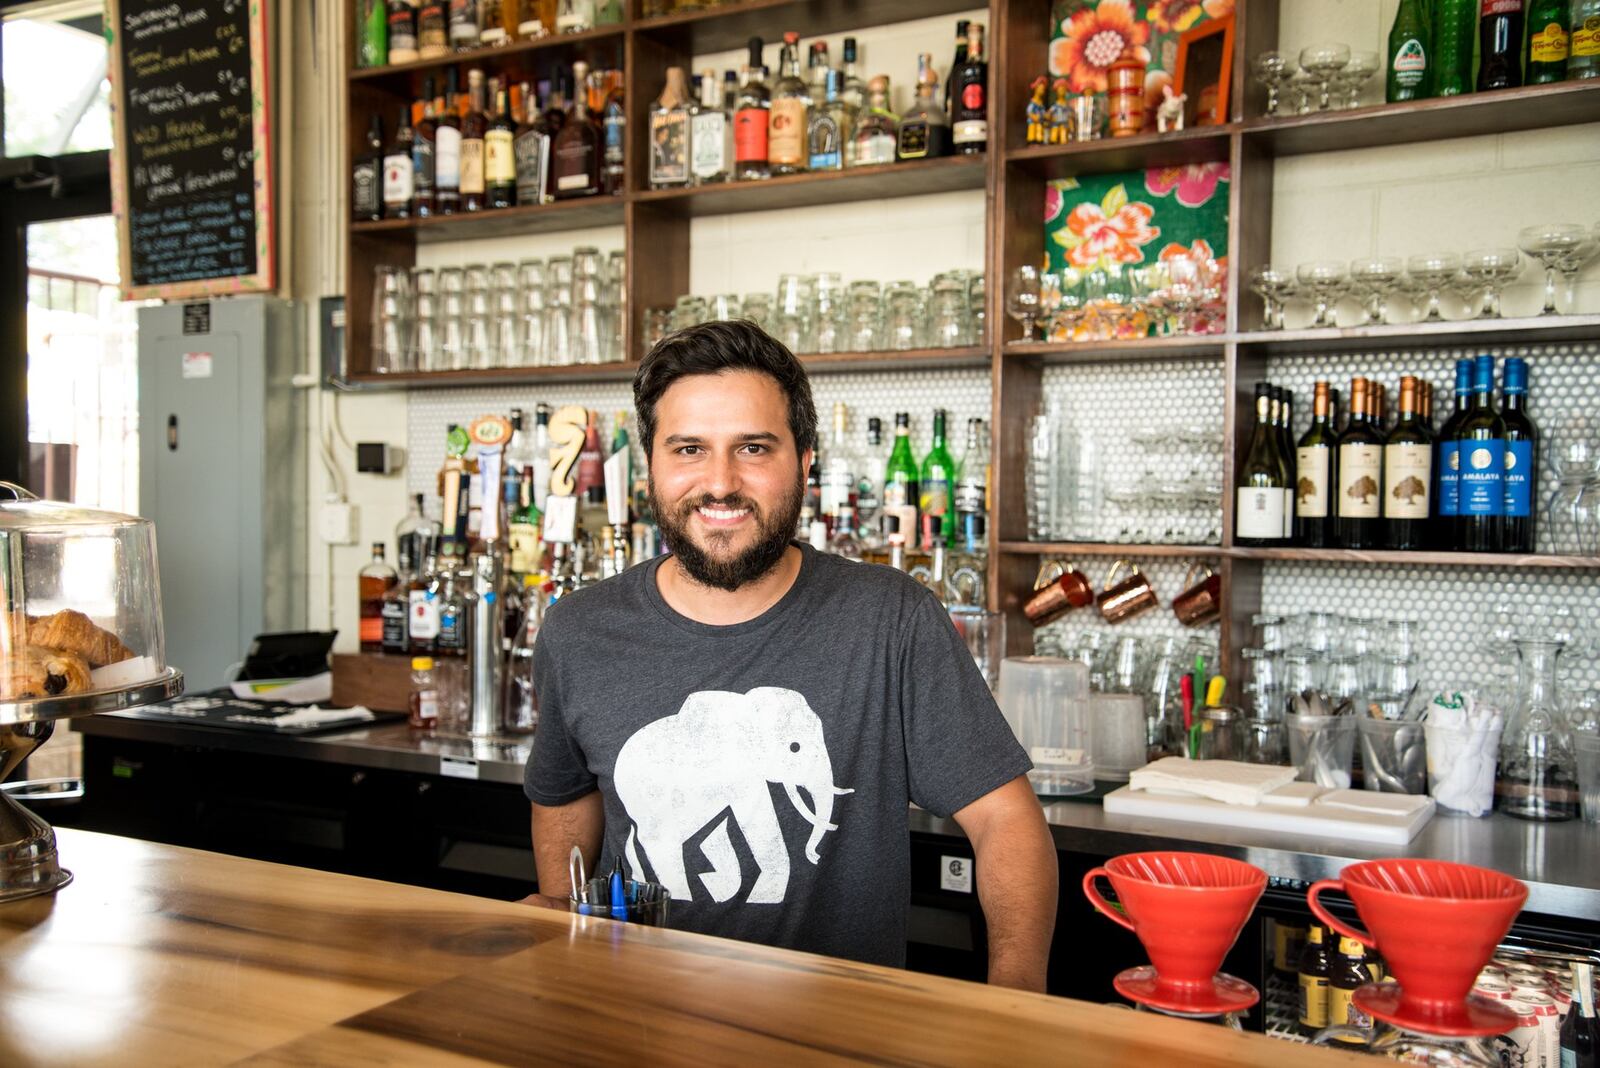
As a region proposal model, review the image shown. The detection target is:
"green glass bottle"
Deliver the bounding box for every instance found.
[1430,0,1477,95]
[918,409,957,544]
[883,412,920,545]
[1526,0,1571,83]
[1386,0,1432,102]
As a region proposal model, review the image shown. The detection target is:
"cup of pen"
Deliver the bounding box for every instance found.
[570,876,672,927]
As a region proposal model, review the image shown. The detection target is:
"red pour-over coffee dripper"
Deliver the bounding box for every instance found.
[1307,859,1528,1038]
[1082,851,1266,1016]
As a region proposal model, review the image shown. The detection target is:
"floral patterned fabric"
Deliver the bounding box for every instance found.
[1050,0,1234,123]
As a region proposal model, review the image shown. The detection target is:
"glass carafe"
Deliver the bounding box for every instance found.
[1498,638,1578,821]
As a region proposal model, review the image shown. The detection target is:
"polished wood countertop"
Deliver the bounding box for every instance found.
[1,830,1365,1067]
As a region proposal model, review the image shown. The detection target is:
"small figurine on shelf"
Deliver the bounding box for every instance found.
[1157,84,1187,133]
[1026,76,1050,144]
[1046,78,1073,144]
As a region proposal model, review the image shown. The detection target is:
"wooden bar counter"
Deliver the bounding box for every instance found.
[1,830,1365,1066]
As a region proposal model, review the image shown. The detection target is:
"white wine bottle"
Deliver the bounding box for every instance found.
[1236,383,1291,547]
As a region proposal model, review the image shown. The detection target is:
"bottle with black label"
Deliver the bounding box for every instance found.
[897,53,951,161]
[352,114,384,221]
[411,79,438,217]
[1298,923,1332,1038]
[1326,936,1373,1041]
[1458,355,1506,552]
[1384,375,1433,550]
[1500,357,1538,553]
[381,106,415,219]
[1335,377,1382,549]
[513,79,551,207]
[951,23,988,154]
[386,0,418,63]
[1295,381,1336,548]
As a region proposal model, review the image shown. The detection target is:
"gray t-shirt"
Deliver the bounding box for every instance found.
[524,542,1030,968]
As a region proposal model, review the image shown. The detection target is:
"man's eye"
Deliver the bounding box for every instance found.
[676,445,702,456]
[740,444,767,455]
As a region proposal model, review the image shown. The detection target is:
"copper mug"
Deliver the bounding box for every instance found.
[1023,560,1094,627]
[1097,559,1157,624]
[1172,563,1222,627]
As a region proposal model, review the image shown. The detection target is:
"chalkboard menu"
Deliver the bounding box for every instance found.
[108,0,275,300]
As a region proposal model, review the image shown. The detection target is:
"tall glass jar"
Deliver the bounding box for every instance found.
[1498,638,1578,821]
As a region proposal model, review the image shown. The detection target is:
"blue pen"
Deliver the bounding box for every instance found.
[609,859,628,922]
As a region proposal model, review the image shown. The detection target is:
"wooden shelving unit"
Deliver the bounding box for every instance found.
[341,0,1600,677]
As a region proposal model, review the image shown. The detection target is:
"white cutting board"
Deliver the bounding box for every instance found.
[1102,786,1436,845]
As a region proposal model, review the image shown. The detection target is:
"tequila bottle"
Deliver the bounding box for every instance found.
[897,53,951,161]
[733,38,770,180]
[767,31,809,175]
[849,75,897,168]
[807,69,854,172]
[649,66,692,189]
[690,69,732,184]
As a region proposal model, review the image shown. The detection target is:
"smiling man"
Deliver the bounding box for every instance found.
[524,320,1057,990]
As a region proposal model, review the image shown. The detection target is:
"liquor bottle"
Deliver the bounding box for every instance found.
[543,68,570,138]
[820,403,856,525]
[1295,382,1336,548]
[690,69,733,185]
[1336,378,1383,550]
[734,38,771,181]
[360,0,388,67]
[1434,360,1472,548]
[954,417,988,529]
[396,492,441,577]
[723,70,739,112]
[1559,961,1597,1068]
[386,1,419,64]
[552,61,600,197]
[381,571,411,654]
[407,546,441,655]
[898,54,951,161]
[1236,384,1290,547]
[531,402,553,512]
[800,461,823,537]
[806,41,831,101]
[1478,0,1527,90]
[555,0,592,33]
[448,0,479,50]
[951,23,988,155]
[944,19,969,119]
[1527,0,1570,82]
[359,543,398,652]
[944,513,987,607]
[382,106,416,219]
[1573,1,1600,78]
[1500,357,1538,553]
[486,86,517,207]
[885,515,908,572]
[851,75,898,168]
[807,69,853,172]
[1384,376,1433,551]
[883,412,920,542]
[1298,923,1333,1039]
[768,31,809,176]
[828,503,863,561]
[1386,0,1431,102]
[576,410,605,502]
[435,71,462,213]
[479,0,511,45]
[1431,0,1476,95]
[1327,937,1374,1038]
[508,468,543,576]
[460,68,488,210]
[600,73,626,196]
[919,409,957,543]
[352,114,384,221]
[856,416,885,544]
[1458,355,1507,552]
[418,0,448,58]
[649,67,692,189]
[840,39,868,110]
[513,80,551,207]
[1275,386,1296,540]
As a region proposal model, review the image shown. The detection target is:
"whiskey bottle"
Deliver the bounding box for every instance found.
[690,69,732,185]
[417,0,448,58]
[381,106,415,218]
[448,0,480,50]
[513,80,551,206]
[733,38,770,181]
[459,68,488,210]
[897,53,951,161]
[435,69,462,213]
[944,19,969,118]
[386,1,418,63]
[649,66,692,189]
[807,69,853,172]
[486,86,517,207]
[411,79,437,217]
[551,60,600,197]
[478,0,510,45]
[359,543,398,652]
[849,75,898,168]
[767,31,809,175]
[352,114,384,221]
[599,71,626,196]
[951,23,988,155]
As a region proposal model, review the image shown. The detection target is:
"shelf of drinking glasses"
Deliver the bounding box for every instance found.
[1002,335,1227,363]
[347,24,627,88]
[1004,125,1235,178]
[338,362,641,390]
[798,345,990,373]
[631,155,987,218]
[630,0,979,53]
[350,196,627,243]
[1228,547,1600,569]
[1234,313,1600,356]
[1241,79,1600,158]
[997,541,1223,558]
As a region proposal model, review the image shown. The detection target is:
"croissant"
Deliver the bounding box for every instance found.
[27,609,133,668]
[0,645,93,700]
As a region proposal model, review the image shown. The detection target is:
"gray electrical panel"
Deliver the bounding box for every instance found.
[138,297,306,689]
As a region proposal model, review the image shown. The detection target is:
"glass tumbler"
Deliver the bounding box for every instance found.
[409,267,441,372]
[488,261,519,367]
[812,272,847,354]
[927,276,974,348]
[371,265,412,373]
[885,281,922,350]
[437,266,467,371]
[847,280,882,351]
[772,274,816,353]
[741,292,773,332]
[517,260,547,367]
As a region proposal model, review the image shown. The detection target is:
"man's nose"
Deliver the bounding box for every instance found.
[702,450,741,500]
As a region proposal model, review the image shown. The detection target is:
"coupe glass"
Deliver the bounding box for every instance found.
[1298,44,1351,111]
[1051,268,1086,341]
[1459,248,1522,319]
[1006,265,1042,342]
[1295,260,1347,328]
[1347,256,1405,324]
[1519,223,1588,315]
[1248,265,1296,330]
[1251,51,1297,116]
[1288,69,1318,114]
[1556,233,1598,313]
[1405,252,1462,322]
[1332,50,1379,108]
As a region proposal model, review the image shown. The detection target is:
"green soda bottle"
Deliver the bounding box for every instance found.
[1431,0,1478,95]
[1386,0,1432,102]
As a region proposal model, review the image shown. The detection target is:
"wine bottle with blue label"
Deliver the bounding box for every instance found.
[1500,357,1539,554]
[1457,355,1505,553]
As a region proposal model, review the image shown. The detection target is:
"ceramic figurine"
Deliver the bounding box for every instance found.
[1046,78,1073,144]
[1157,84,1187,133]
[1025,76,1050,145]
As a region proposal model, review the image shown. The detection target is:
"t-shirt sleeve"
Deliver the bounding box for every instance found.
[523,616,600,806]
[898,585,1032,818]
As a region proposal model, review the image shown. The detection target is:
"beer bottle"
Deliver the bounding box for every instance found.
[1327,936,1374,1042]
[1478,0,1527,91]
[1526,0,1570,82]
[1299,923,1333,1038]
[1386,0,1432,102]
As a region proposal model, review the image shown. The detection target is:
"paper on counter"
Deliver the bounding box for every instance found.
[1316,789,1432,817]
[229,671,333,705]
[224,704,375,729]
[1127,757,1299,807]
[1260,781,1324,808]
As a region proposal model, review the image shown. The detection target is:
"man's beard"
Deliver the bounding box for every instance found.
[650,471,803,593]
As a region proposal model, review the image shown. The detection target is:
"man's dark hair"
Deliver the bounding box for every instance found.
[633,320,817,460]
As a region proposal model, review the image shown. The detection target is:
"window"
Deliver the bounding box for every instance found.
[3,1,113,157]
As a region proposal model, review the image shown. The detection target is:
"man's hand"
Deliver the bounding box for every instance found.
[529,792,605,903]
[516,892,573,911]
[952,775,1057,993]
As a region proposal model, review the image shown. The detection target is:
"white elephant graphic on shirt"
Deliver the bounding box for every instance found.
[614,687,853,905]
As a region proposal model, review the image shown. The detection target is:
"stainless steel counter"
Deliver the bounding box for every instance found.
[72,713,1600,922]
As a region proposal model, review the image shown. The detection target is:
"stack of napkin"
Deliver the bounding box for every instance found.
[1128,757,1300,807]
